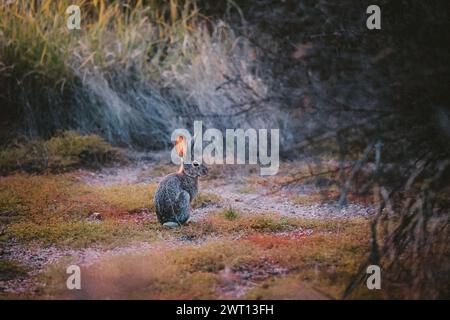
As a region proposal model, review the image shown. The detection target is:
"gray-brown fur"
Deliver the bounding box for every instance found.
[154,161,208,225]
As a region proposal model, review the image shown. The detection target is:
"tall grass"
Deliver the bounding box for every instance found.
[0,0,200,83]
[0,0,280,148]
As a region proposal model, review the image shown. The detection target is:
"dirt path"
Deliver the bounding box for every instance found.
[196,183,373,220]
[77,158,374,219]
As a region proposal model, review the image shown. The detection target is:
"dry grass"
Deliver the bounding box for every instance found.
[170,211,298,240]
[81,183,157,215]
[291,188,340,205]
[166,210,360,246]
[0,172,160,248]
[149,165,174,177]
[0,173,79,224]
[35,216,372,299]
[38,244,219,299]
[0,0,202,83]
[191,192,221,209]
[0,131,124,174]
[235,185,257,194]
[0,173,157,221]
[245,274,331,300]
[292,194,325,205]
[4,220,159,249]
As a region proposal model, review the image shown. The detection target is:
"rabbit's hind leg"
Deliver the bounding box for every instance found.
[175,191,191,224]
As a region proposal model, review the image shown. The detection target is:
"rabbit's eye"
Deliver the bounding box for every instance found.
[193,161,199,167]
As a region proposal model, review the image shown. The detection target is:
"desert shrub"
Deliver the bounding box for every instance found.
[0,131,124,174]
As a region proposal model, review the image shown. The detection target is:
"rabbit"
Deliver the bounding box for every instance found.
[154,136,208,227]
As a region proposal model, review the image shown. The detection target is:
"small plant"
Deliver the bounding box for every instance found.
[223,207,238,220]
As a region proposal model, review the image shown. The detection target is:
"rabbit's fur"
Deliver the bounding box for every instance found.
[154,161,208,225]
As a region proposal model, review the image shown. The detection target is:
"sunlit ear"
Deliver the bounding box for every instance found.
[175,135,186,158]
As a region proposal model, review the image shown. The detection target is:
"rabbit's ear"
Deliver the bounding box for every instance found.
[175,135,186,158]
